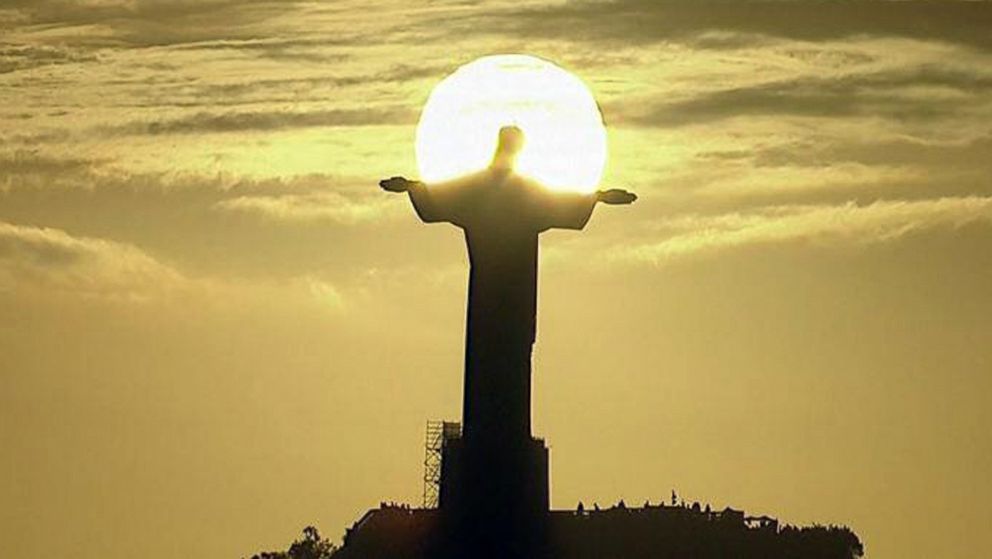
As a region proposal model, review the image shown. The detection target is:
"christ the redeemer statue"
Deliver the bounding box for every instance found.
[380,126,635,452]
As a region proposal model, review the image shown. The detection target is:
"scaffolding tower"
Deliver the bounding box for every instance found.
[423,420,461,508]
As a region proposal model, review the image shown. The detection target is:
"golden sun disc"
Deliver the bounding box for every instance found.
[415,54,607,193]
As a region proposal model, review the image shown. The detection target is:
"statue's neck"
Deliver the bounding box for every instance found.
[490,150,518,173]
[487,165,515,186]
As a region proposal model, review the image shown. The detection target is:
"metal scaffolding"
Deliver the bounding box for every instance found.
[423,420,461,508]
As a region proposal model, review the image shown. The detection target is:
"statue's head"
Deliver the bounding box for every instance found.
[497,125,525,156]
[491,125,525,171]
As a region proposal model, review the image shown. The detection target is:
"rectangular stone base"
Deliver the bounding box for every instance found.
[437,435,549,557]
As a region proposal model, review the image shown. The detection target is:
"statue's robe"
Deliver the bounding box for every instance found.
[407,167,596,448]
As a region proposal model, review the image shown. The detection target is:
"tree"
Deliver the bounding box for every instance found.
[248,526,337,559]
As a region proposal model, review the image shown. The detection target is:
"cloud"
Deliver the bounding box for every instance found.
[109,106,418,135]
[0,151,102,186]
[0,219,356,313]
[752,133,992,171]
[0,165,409,282]
[3,0,428,50]
[0,220,182,300]
[161,37,354,63]
[475,0,992,51]
[671,132,992,206]
[0,43,98,74]
[620,197,992,265]
[108,64,445,111]
[610,64,992,127]
[298,274,346,311]
[4,0,305,47]
[214,192,400,225]
[0,8,28,26]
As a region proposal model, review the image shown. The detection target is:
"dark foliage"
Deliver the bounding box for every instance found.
[326,502,863,559]
[247,526,337,559]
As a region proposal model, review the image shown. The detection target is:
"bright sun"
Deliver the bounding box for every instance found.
[415,54,607,193]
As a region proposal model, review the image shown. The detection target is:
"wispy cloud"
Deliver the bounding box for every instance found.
[0,151,102,186]
[610,64,992,127]
[0,219,357,312]
[0,43,98,74]
[619,197,992,265]
[3,0,456,50]
[0,220,182,300]
[214,192,399,225]
[108,106,418,135]
[476,0,992,51]
[5,0,307,47]
[127,63,443,107]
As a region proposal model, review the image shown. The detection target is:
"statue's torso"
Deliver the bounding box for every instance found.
[411,168,595,445]
[460,173,543,347]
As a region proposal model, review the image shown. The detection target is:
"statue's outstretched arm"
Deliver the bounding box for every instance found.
[379,176,445,223]
[596,188,637,205]
[379,176,422,193]
[539,189,596,231]
[539,187,635,231]
[379,175,474,225]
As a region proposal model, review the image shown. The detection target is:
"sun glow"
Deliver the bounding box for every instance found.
[415,55,608,193]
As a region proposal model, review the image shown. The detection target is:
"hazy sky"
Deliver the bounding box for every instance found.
[2,1,991,558]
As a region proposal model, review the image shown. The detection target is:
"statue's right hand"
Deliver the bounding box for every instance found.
[379,176,414,193]
[597,188,637,205]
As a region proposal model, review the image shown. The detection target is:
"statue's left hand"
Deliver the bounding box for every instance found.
[379,176,419,193]
[597,189,637,205]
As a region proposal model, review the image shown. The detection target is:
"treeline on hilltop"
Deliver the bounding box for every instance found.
[246,526,336,559]
[250,511,863,559]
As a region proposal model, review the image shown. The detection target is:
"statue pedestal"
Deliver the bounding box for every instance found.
[437,435,550,558]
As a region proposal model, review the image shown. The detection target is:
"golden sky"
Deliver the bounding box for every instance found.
[2,1,991,558]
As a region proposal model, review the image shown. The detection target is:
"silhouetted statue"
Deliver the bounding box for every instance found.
[381,126,635,557]
[324,127,860,559]
[381,126,634,446]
